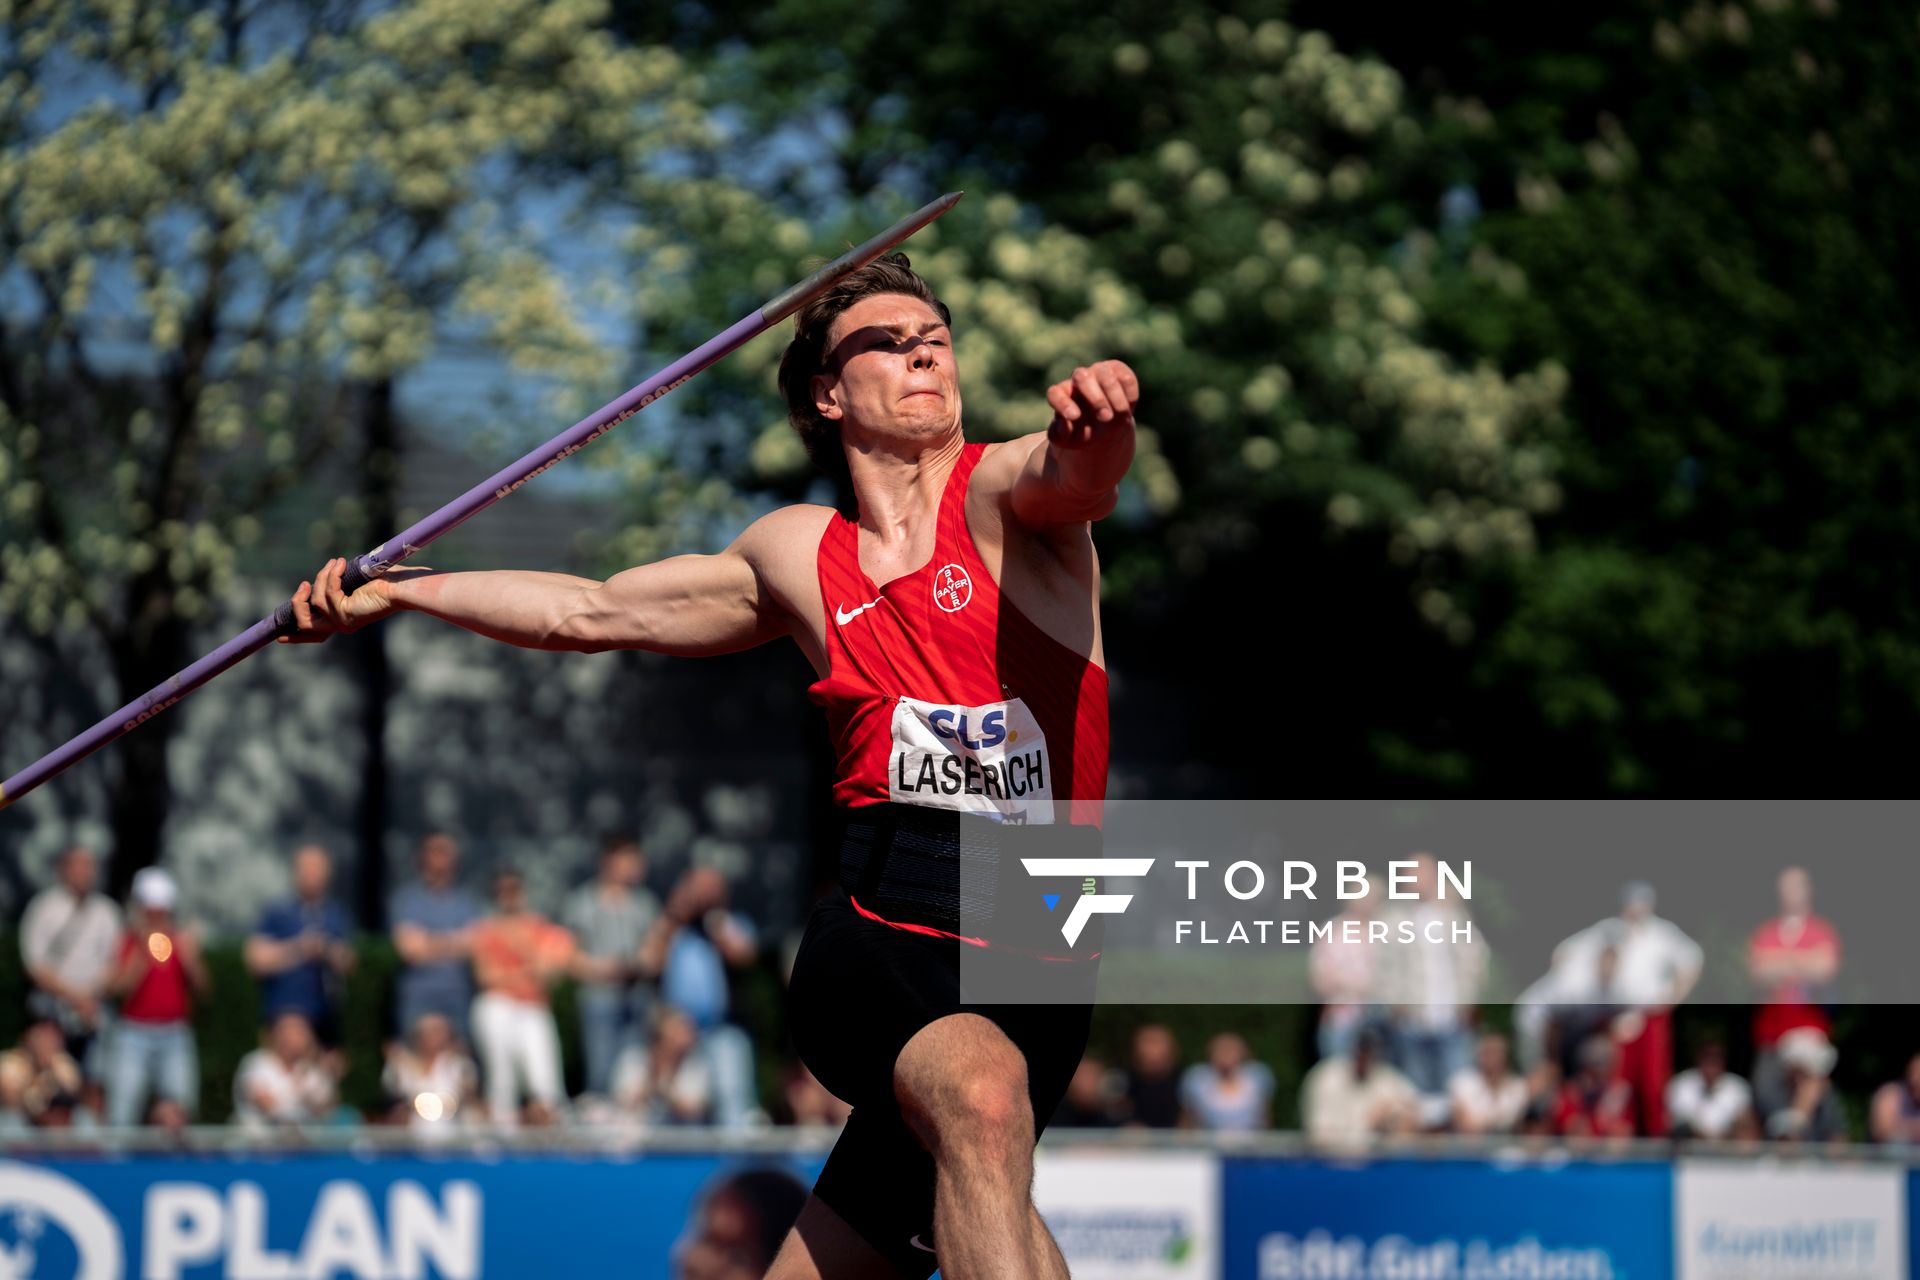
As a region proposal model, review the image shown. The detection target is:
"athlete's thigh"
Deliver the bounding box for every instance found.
[765,1195,911,1280]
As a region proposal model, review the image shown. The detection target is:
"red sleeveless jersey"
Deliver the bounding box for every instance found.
[808,442,1109,827]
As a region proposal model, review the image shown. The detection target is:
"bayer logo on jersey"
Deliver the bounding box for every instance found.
[890,696,1053,823]
[932,563,972,612]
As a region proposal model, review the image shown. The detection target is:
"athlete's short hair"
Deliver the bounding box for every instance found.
[777,252,951,491]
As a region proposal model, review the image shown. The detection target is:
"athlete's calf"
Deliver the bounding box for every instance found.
[894,1013,1069,1280]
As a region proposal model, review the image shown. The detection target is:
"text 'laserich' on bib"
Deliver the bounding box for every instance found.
[889,696,1054,824]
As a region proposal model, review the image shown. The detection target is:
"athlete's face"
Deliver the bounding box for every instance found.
[813,292,959,446]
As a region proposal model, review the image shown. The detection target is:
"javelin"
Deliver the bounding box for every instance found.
[0,192,964,811]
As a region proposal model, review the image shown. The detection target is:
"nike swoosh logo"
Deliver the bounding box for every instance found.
[835,598,884,626]
[909,1234,936,1254]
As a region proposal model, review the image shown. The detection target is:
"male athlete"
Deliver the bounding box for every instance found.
[285,254,1137,1278]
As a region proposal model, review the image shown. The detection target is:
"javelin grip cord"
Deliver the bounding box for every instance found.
[0,192,964,810]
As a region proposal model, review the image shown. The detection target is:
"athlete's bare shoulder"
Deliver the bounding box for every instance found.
[970,434,1047,498]
[734,501,836,557]
[731,503,835,652]
[967,435,1092,554]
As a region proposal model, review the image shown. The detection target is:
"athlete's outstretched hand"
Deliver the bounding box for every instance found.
[280,557,409,643]
[1045,359,1139,449]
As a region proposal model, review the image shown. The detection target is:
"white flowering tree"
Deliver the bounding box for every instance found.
[0,0,730,884]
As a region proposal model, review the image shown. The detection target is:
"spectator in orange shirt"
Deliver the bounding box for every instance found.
[469,869,574,1126]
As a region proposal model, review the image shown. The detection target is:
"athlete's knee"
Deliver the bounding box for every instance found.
[949,1068,1032,1135]
[919,1074,1035,1169]
[896,1018,1034,1160]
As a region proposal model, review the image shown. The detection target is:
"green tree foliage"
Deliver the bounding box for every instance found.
[0,0,731,870]
[610,0,1569,792]
[624,4,1565,621]
[628,0,1919,792]
[1324,0,1920,789]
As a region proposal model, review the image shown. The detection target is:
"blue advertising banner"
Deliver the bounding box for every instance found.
[1911,1170,1920,1280]
[1222,1157,1672,1280]
[0,1151,824,1279]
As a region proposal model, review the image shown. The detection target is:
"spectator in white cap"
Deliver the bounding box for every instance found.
[1756,1027,1847,1144]
[104,867,209,1129]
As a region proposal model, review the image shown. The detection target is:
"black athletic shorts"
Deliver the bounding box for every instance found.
[787,804,1101,1276]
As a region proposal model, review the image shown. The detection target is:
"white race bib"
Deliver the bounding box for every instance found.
[889,696,1054,824]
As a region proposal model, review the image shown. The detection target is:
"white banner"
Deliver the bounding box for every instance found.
[1035,1149,1220,1280]
[1677,1160,1906,1280]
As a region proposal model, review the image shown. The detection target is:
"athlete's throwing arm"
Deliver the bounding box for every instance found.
[280,360,1139,663]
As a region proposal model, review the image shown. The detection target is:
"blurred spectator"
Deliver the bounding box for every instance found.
[1545,937,1628,1079]
[565,835,663,1097]
[1122,1023,1183,1129]
[1052,1054,1121,1129]
[383,1013,480,1131]
[1302,1028,1418,1148]
[233,1011,343,1130]
[673,1166,809,1280]
[469,869,574,1126]
[1757,1027,1847,1144]
[1374,853,1487,1120]
[779,1062,852,1131]
[1747,867,1840,1059]
[105,868,209,1128]
[0,1020,87,1129]
[1667,1039,1756,1141]
[390,831,481,1042]
[1514,935,1602,1074]
[614,1006,714,1125]
[143,1098,189,1129]
[1309,870,1380,1060]
[642,867,763,1128]
[1552,1036,1636,1140]
[244,844,354,1042]
[20,845,121,1072]
[1448,1033,1530,1136]
[1181,1033,1275,1132]
[1554,882,1701,1135]
[1870,1053,1920,1145]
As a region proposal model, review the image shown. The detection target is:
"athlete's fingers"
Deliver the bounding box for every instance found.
[314,558,341,624]
[1050,406,1095,448]
[309,560,332,623]
[292,580,313,632]
[1112,360,1141,404]
[1047,380,1081,422]
[329,558,354,626]
[1093,363,1134,416]
[1071,365,1114,421]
